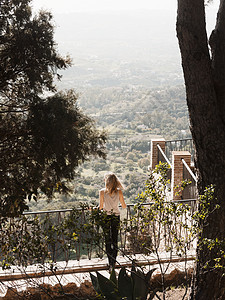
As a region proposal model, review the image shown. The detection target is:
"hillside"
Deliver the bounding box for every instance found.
[78,84,189,138]
[27,9,192,211]
[28,83,190,211]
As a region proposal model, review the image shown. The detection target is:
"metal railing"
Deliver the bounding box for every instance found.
[165,138,194,161]
[17,199,198,263]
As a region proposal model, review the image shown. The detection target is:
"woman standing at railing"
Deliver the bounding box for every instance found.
[99,172,127,270]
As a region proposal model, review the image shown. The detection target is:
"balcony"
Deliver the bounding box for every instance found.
[0,138,198,297]
[0,199,197,285]
[150,138,197,201]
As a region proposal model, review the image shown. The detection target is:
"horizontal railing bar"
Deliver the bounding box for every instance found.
[23,208,73,215]
[165,138,193,143]
[171,198,197,202]
[23,199,197,216]
[3,198,198,272]
[0,255,196,281]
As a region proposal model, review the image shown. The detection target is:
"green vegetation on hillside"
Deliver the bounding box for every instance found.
[78,84,189,139]
[28,84,190,211]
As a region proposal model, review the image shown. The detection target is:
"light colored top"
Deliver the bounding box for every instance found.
[99,188,127,215]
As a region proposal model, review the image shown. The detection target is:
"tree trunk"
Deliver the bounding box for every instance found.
[176,0,225,299]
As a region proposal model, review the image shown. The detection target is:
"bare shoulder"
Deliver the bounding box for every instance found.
[99,189,105,195]
[118,189,123,195]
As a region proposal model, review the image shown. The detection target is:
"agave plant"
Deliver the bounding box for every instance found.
[90,262,156,300]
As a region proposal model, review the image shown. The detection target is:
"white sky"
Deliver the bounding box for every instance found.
[31,0,180,13]
[32,0,220,17]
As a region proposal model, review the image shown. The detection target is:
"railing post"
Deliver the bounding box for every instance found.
[150,138,166,169]
[171,151,191,200]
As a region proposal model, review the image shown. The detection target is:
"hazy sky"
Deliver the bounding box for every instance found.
[32,0,220,13]
[31,0,181,13]
[31,0,220,22]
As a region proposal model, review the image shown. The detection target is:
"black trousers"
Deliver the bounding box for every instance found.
[103,215,120,266]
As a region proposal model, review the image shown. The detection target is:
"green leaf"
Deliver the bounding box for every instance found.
[110,267,118,287]
[90,273,101,295]
[118,267,133,300]
[145,268,157,283]
[97,271,120,300]
[132,269,147,300]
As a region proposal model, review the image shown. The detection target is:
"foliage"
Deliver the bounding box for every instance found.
[121,163,193,299]
[123,164,224,299]
[1,164,223,300]
[0,216,49,269]
[90,263,156,300]
[0,205,109,268]
[0,0,106,216]
[0,0,70,94]
[79,85,190,140]
[192,185,225,274]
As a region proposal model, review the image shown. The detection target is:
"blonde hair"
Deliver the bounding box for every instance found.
[104,172,124,194]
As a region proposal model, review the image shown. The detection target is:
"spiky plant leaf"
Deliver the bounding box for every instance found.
[145,268,157,283]
[110,267,118,287]
[132,269,148,300]
[118,267,133,300]
[90,273,102,295]
[97,271,120,300]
